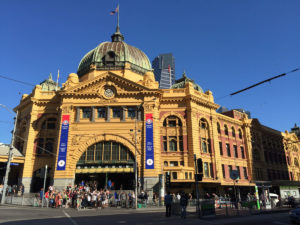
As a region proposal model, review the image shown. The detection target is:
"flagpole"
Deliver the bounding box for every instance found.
[117,4,120,30]
[56,69,59,91]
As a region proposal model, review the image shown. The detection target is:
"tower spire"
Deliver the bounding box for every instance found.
[111,4,124,42]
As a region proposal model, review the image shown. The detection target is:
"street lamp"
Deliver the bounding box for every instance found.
[0,104,18,204]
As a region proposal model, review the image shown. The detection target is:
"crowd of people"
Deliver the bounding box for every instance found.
[39,181,138,209]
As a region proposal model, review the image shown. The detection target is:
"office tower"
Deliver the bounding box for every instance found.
[152,53,175,89]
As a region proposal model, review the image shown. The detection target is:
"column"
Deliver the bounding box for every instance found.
[76,107,80,122]
[106,106,110,122]
[121,107,126,121]
[91,106,95,122]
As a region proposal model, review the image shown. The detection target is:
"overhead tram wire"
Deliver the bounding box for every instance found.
[215,67,300,101]
[0,75,35,87]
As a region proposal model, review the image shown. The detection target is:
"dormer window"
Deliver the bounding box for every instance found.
[103,51,116,65]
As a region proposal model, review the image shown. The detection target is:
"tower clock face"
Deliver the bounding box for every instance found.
[104,88,114,98]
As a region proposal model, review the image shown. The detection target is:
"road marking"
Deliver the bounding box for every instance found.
[272,221,290,225]
[63,210,79,225]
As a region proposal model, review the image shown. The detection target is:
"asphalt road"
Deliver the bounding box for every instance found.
[0,206,294,225]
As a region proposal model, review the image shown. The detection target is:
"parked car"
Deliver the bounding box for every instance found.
[289,208,300,224]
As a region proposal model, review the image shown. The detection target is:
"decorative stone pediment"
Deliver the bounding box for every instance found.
[60,72,155,98]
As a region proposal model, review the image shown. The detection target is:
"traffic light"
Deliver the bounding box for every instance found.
[195,173,203,181]
[197,158,203,174]
[165,173,171,189]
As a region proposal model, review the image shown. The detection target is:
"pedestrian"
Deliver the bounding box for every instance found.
[164,191,173,217]
[180,192,188,219]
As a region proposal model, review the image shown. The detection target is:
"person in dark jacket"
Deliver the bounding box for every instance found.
[164,192,173,217]
[180,192,188,219]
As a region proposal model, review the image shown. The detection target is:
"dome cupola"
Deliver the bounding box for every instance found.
[77,26,152,77]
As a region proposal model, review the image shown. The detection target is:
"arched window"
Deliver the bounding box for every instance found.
[238,129,243,139]
[224,125,228,136]
[163,116,182,127]
[78,141,134,164]
[37,117,57,155]
[217,122,221,134]
[232,127,236,137]
[200,118,208,130]
[295,158,299,167]
[161,116,184,152]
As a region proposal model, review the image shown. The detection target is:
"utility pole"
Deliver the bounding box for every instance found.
[1,110,18,204]
[41,165,48,208]
[134,115,138,209]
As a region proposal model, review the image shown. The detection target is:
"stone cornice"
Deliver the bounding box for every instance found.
[216,113,243,126]
[189,95,219,110]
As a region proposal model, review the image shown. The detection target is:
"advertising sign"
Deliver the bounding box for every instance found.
[145,113,154,169]
[56,115,70,171]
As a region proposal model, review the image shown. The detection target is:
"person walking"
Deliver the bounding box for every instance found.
[180,192,188,219]
[164,191,173,217]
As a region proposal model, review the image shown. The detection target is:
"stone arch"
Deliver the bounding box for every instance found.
[35,114,58,130]
[160,112,186,127]
[69,134,136,170]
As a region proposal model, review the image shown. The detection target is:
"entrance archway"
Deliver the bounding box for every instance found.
[75,141,135,190]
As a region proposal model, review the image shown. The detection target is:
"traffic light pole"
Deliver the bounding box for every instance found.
[194,154,201,217]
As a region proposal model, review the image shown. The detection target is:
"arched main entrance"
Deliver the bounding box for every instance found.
[75,141,135,190]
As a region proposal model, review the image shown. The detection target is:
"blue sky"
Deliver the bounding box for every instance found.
[0,0,299,143]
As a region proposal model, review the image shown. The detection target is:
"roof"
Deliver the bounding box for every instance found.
[77,29,152,77]
[171,71,203,92]
[0,143,24,157]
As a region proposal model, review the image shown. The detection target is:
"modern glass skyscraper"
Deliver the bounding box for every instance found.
[152,53,175,89]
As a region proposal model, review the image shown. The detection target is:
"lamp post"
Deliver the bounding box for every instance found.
[0,104,18,204]
[134,104,143,209]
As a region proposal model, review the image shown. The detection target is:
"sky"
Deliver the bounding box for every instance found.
[0,0,299,144]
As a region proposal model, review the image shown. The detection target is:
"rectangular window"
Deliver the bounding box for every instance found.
[226,143,231,157]
[111,142,119,161]
[180,161,184,166]
[45,138,54,153]
[127,107,136,118]
[172,172,177,180]
[163,136,167,151]
[219,142,223,156]
[168,120,176,127]
[103,142,111,161]
[112,107,121,118]
[228,165,233,178]
[204,162,209,177]
[95,143,103,160]
[120,145,127,161]
[222,164,226,178]
[37,138,44,154]
[237,166,240,179]
[87,146,94,161]
[185,172,188,179]
[189,172,192,180]
[208,139,212,153]
[243,167,248,179]
[179,136,184,151]
[241,146,245,159]
[97,107,106,118]
[170,161,178,167]
[210,163,214,178]
[234,145,238,158]
[169,136,177,151]
[202,138,207,153]
[82,107,92,119]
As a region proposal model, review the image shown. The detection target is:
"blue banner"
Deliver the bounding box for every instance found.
[56,115,70,171]
[145,113,154,169]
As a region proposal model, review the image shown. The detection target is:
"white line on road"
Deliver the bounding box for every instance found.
[63,210,79,225]
[272,222,291,225]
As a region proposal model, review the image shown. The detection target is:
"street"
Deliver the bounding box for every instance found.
[0,206,294,225]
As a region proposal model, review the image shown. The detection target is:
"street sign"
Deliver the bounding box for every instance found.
[230,170,239,180]
[10,163,19,166]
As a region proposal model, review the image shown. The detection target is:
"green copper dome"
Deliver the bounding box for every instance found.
[171,71,204,92]
[77,29,152,77]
